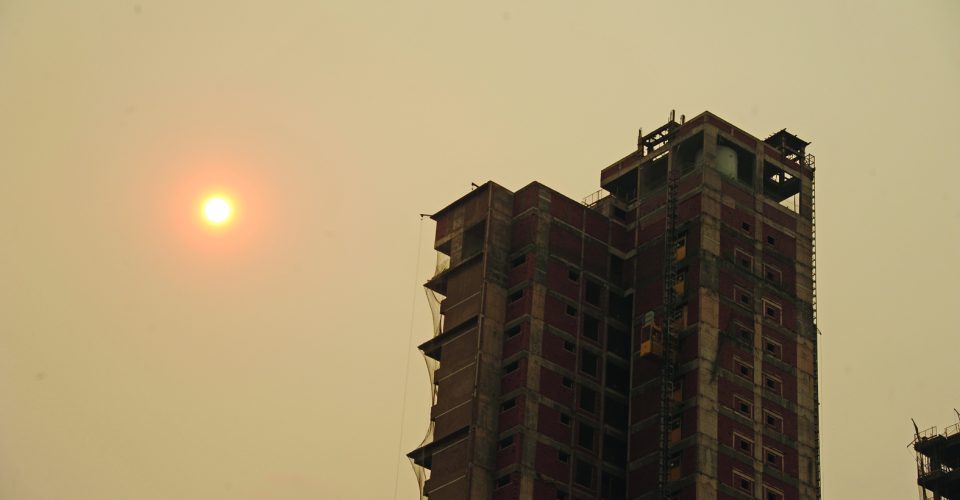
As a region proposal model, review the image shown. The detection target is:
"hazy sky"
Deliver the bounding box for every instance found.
[1,1,958,499]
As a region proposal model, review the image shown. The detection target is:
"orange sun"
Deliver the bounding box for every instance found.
[202,196,233,225]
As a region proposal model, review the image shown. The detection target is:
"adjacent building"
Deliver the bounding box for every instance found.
[408,111,820,500]
[912,416,960,500]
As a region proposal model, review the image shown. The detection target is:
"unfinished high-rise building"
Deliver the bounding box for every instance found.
[408,111,820,500]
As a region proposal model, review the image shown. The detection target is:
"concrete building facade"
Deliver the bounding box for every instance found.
[408,111,820,500]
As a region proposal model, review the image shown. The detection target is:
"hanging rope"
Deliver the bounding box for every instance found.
[392,216,427,500]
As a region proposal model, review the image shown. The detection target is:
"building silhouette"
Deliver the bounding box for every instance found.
[912,413,960,500]
[408,111,820,500]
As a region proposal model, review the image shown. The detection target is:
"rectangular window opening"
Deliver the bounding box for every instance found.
[580,349,599,377]
[764,447,784,471]
[763,300,782,324]
[733,432,753,455]
[585,280,603,306]
[500,398,516,412]
[577,422,595,450]
[733,470,754,494]
[735,322,754,344]
[764,264,782,285]
[764,338,782,359]
[764,485,785,500]
[734,395,753,418]
[764,373,783,395]
[574,460,594,487]
[510,254,526,268]
[735,248,753,270]
[579,386,597,413]
[764,410,784,432]
[582,314,601,341]
[734,357,753,380]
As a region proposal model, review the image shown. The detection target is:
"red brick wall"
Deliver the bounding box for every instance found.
[539,367,575,408]
[535,441,572,483]
[549,222,583,262]
[550,195,585,228]
[498,395,525,432]
[542,330,576,371]
[545,258,580,302]
[544,293,578,335]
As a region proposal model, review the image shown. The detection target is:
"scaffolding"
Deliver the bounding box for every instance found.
[657,172,682,499]
[807,152,821,500]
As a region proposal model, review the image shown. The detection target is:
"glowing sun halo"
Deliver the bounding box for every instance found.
[202,196,233,225]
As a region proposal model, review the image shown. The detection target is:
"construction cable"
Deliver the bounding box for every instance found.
[393,217,426,500]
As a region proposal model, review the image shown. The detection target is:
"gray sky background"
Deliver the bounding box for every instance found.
[1,1,958,499]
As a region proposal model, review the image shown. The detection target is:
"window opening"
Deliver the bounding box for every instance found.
[735,248,753,270]
[734,395,753,418]
[575,460,594,487]
[764,447,784,471]
[579,386,596,413]
[577,422,595,450]
[764,338,782,359]
[763,373,783,395]
[582,315,600,341]
[764,486,785,500]
[764,410,784,432]
[736,323,754,344]
[734,357,753,380]
[580,350,598,377]
[764,264,782,284]
[763,300,782,324]
[733,433,753,455]
[733,470,754,494]
[585,280,603,306]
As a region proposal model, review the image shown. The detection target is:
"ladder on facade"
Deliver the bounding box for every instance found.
[657,173,681,499]
[807,152,822,499]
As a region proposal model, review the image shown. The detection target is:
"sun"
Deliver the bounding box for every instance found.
[202,196,233,225]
